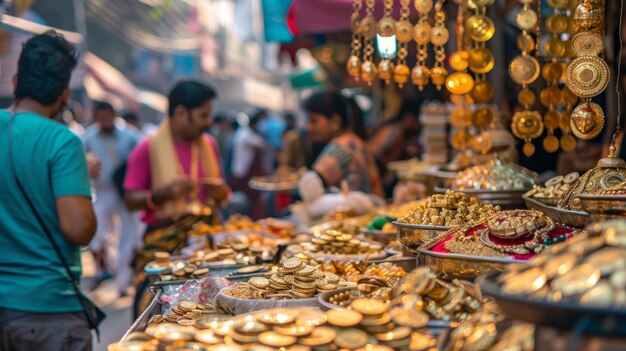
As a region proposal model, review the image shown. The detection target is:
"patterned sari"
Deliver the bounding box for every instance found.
[313,132,383,196]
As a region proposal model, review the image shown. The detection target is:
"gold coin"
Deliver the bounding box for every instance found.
[543,252,578,279]
[451,129,472,150]
[395,20,414,43]
[414,0,433,14]
[518,88,536,107]
[465,15,495,42]
[195,330,223,345]
[356,346,393,351]
[283,258,302,269]
[359,16,377,38]
[326,309,363,327]
[451,107,472,128]
[517,32,535,52]
[544,110,561,130]
[542,86,563,107]
[547,0,569,8]
[523,143,535,157]
[299,327,336,346]
[509,55,540,85]
[430,25,449,46]
[258,331,297,347]
[567,236,604,255]
[295,309,327,327]
[580,282,614,307]
[250,277,270,289]
[377,17,396,37]
[545,37,566,57]
[546,14,569,33]
[180,300,198,310]
[586,247,626,275]
[470,80,494,103]
[572,32,604,56]
[468,47,495,74]
[570,102,604,140]
[273,324,313,337]
[445,72,474,95]
[502,267,547,295]
[565,56,610,98]
[256,309,297,325]
[449,50,469,71]
[543,135,560,153]
[516,8,538,30]
[376,326,412,342]
[472,108,494,128]
[511,110,544,139]
[409,332,437,351]
[351,298,388,316]
[413,21,431,45]
[551,263,600,297]
[335,328,369,349]
[542,62,564,84]
[389,308,429,328]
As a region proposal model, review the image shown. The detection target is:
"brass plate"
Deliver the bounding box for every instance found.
[509,55,541,85]
[571,32,604,56]
[565,56,609,98]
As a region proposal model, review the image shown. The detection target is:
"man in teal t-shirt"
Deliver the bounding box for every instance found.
[0,31,97,351]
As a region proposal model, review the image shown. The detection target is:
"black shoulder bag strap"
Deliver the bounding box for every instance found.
[7,112,106,338]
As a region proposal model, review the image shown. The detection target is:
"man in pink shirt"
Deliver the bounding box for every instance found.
[123,80,229,316]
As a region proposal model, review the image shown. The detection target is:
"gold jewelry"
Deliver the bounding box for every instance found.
[360,0,377,84]
[347,0,363,80]
[376,0,395,84]
[411,0,433,90]
[394,0,412,87]
[571,32,604,56]
[429,0,448,90]
[565,56,610,99]
[570,100,604,140]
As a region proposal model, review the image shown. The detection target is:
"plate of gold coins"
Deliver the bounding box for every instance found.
[287,225,387,261]
[393,191,500,254]
[480,220,626,334]
[418,210,578,280]
[214,257,353,315]
[111,301,438,351]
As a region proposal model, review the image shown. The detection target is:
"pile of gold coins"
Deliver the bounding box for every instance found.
[149,300,226,326]
[318,261,407,286]
[114,301,438,351]
[396,267,483,322]
[146,252,211,281]
[525,172,579,205]
[498,220,626,307]
[453,160,537,191]
[442,302,534,351]
[397,191,500,228]
[325,277,395,308]
[224,258,350,300]
[297,227,385,256]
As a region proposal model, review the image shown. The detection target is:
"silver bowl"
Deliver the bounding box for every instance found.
[393,221,449,255]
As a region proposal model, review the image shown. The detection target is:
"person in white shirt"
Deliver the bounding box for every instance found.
[230,111,270,219]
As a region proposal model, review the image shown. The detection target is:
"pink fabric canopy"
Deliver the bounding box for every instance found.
[292,0,404,34]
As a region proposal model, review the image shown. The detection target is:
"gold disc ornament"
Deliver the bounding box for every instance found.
[517,33,535,52]
[451,107,472,128]
[512,111,544,140]
[516,8,538,30]
[465,15,495,42]
[395,21,414,43]
[415,0,434,13]
[518,88,536,106]
[430,25,450,46]
[509,55,540,85]
[449,50,469,71]
[560,134,577,152]
[413,22,431,45]
[472,108,494,128]
[571,32,604,56]
[445,72,475,95]
[468,47,495,74]
[565,56,609,98]
[543,135,560,153]
[470,80,494,103]
[570,102,604,140]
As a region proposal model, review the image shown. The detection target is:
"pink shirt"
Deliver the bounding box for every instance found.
[124,134,223,224]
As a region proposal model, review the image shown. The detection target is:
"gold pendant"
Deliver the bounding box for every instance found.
[445,72,474,95]
[465,15,495,42]
[543,135,560,153]
[565,56,610,98]
[468,47,495,74]
[571,32,604,56]
[512,110,544,140]
[570,101,604,140]
[560,134,576,152]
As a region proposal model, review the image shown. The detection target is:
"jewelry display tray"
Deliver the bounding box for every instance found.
[523,195,590,228]
[416,248,525,281]
[393,221,449,255]
[479,272,626,336]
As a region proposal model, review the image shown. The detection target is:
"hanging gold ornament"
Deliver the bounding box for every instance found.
[468,47,494,74]
[570,101,605,140]
[412,0,433,91]
[511,111,544,157]
[430,0,448,90]
[465,15,495,42]
[378,60,395,84]
[573,0,603,31]
[360,0,377,85]
[376,0,396,85]
[395,0,412,87]
[446,72,475,95]
[347,0,363,80]
[470,80,494,103]
[449,50,469,71]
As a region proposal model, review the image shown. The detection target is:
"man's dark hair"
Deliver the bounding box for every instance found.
[93,101,114,113]
[14,30,78,105]
[168,80,217,116]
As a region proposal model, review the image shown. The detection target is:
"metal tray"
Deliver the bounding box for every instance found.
[523,195,590,228]
[393,221,449,255]
[416,248,526,281]
[577,194,626,223]
[479,272,626,336]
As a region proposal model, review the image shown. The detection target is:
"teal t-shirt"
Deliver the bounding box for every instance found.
[0,111,92,313]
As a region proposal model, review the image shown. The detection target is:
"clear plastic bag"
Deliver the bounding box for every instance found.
[159,277,233,314]
[213,285,320,315]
